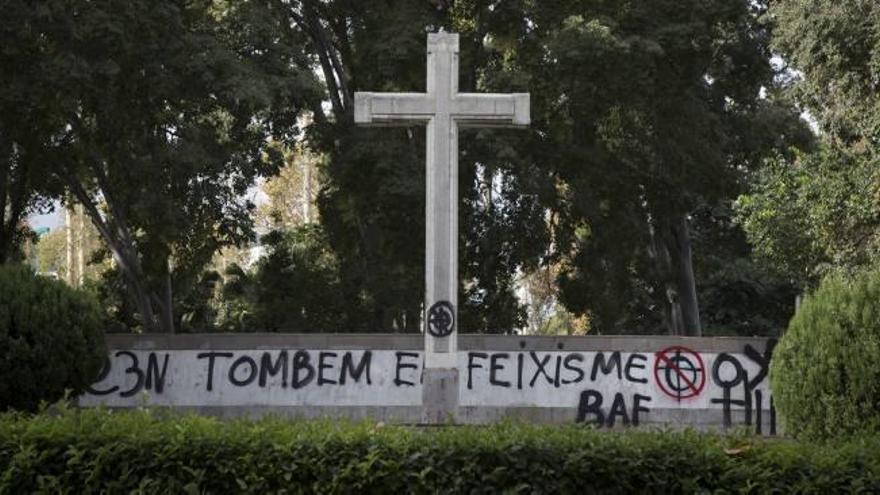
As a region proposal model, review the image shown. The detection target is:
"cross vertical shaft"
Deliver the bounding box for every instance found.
[354,31,530,422]
[424,33,458,367]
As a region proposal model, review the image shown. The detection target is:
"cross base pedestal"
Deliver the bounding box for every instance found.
[421,368,459,424]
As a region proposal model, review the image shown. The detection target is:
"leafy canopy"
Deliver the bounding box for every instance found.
[28,0,322,332]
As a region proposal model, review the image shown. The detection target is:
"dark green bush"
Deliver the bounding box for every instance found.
[1,408,880,493]
[0,265,106,412]
[771,267,880,440]
[219,226,368,333]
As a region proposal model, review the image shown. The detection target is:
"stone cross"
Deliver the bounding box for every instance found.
[354,32,529,375]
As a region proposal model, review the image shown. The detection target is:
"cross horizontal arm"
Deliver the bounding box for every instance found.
[453,93,530,127]
[354,92,435,125]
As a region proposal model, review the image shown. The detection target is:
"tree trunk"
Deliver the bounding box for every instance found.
[130,274,160,332]
[113,241,163,333]
[649,212,702,336]
[160,266,175,334]
[65,206,73,284]
[77,205,85,287]
[669,214,701,336]
[0,134,31,264]
[0,137,9,264]
[60,170,165,333]
[303,157,312,224]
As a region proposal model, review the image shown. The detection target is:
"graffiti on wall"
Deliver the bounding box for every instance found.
[710,340,777,435]
[81,341,777,433]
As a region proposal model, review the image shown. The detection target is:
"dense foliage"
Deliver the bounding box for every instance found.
[218,226,365,332]
[292,0,810,335]
[691,205,799,337]
[0,2,62,264]
[4,0,321,333]
[2,409,880,493]
[739,0,880,292]
[771,0,880,144]
[739,147,880,288]
[14,0,879,336]
[485,0,808,335]
[771,267,880,440]
[0,266,105,412]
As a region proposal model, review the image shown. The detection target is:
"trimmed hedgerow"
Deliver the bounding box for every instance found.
[771,267,880,440]
[1,408,879,493]
[0,265,106,412]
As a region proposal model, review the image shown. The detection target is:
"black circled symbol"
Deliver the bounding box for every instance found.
[427,301,455,338]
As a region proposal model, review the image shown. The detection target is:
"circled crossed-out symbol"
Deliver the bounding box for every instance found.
[653,346,706,401]
[427,301,455,338]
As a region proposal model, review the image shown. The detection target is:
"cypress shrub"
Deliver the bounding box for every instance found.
[771,267,880,440]
[0,265,106,412]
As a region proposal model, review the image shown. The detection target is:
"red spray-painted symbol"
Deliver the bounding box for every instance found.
[654,346,706,400]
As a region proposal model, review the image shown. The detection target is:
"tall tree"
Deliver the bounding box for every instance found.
[290,1,438,332]
[452,0,809,335]
[276,2,533,334]
[771,0,880,144]
[738,0,880,289]
[286,1,547,333]
[279,0,808,335]
[738,144,880,288]
[25,0,321,332]
[0,1,62,264]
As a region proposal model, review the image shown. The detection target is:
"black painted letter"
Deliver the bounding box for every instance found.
[340,351,372,385]
[291,351,315,389]
[575,389,605,425]
[260,351,289,388]
[624,354,648,384]
[490,353,511,388]
[590,352,622,381]
[197,351,233,392]
[467,352,488,389]
[229,355,258,387]
[394,352,419,387]
[318,352,338,385]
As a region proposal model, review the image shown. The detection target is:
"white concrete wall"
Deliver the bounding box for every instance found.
[79,335,778,433]
[80,350,419,408]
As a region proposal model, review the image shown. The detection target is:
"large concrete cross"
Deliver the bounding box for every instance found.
[354,32,529,374]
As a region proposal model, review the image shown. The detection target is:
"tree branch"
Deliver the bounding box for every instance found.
[7,151,30,230]
[300,0,347,118]
[0,136,10,252]
[92,161,133,242]
[321,23,352,112]
[57,160,160,332]
[57,163,118,263]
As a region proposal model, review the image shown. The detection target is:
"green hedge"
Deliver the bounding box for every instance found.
[2,408,880,493]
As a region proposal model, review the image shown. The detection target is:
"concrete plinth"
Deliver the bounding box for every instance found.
[421,368,459,424]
